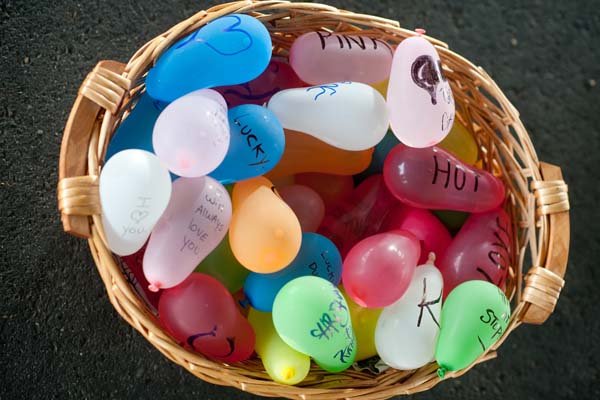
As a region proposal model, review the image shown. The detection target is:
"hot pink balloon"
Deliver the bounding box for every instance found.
[342,231,420,308]
[381,204,452,264]
[158,273,255,362]
[290,31,393,85]
[383,144,505,212]
[144,177,232,291]
[438,208,513,298]
[387,35,455,148]
[278,184,325,232]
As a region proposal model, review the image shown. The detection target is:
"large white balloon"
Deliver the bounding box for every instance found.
[99,149,172,256]
[375,256,443,370]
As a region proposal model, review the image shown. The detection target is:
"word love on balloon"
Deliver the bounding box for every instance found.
[376,256,443,370]
[273,276,356,372]
[343,230,420,308]
[100,150,171,256]
[436,281,511,378]
[387,35,455,147]
[244,233,342,312]
[159,273,255,362]
[278,185,325,232]
[210,104,285,184]
[341,289,382,361]
[146,14,272,102]
[383,145,505,212]
[195,236,249,293]
[290,31,393,85]
[144,176,232,291]
[267,82,388,151]
[439,207,513,298]
[153,89,229,177]
[229,177,302,273]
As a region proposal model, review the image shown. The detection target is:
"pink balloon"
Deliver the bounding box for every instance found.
[121,242,161,311]
[381,204,452,264]
[438,208,513,298]
[159,273,255,362]
[342,231,420,308]
[144,177,232,291]
[318,174,397,257]
[383,144,505,212]
[290,31,393,85]
[295,173,354,212]
[278,184,325,232]
[387,35,455,148]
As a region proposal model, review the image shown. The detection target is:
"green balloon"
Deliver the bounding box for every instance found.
[194,236,249,293]
[435,280,511,378]
[433,210,469,234]
[272,276,356,372]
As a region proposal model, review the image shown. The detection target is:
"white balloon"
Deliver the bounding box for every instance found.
[99,149,172,256]
[267,81,389,151]
[375,258,443,370]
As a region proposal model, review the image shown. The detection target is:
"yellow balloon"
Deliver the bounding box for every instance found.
[341,288,382,361]
[438,121,479,165]
[248,308,310,385]
[230,177,302,273]
[371,79,389,99]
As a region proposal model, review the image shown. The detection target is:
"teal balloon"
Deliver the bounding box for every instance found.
[273,276,356,372]
[195,237,249,293]
[355,130,399,182]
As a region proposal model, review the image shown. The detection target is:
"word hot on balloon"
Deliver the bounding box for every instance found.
[383,145,505,212]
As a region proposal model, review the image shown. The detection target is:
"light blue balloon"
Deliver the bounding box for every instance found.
[244,233,342,312]
[210,105,284,184]
[146,14,272,102]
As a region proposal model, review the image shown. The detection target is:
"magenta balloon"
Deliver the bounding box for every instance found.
[383,144,505,212]
[438,208,513,298]
[158,273,255,362]
[342,231,420,308]
[278,184,325,232]
[381,204,452,264]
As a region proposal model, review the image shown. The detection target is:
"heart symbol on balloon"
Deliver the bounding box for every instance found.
[176,15,253,56]
[130,210,150,224]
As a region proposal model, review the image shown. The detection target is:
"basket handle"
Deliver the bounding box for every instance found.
[520,162,570,325]
[57,60,129,238]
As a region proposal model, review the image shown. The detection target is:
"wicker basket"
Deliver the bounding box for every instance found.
[56,1,571,398]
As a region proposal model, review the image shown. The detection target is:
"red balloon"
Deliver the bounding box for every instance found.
[438,208,513,298]
[278,184,325,232]
[121,242,161,311]
[383,144,505,212]
[342,230,420,308]
[158,273,255,362]
[295,173,354,212]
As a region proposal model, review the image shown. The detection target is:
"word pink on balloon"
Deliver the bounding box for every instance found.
[290,31,393,85]
[383,144,505,212]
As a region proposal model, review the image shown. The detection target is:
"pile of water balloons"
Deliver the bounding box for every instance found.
[104,14,513,384]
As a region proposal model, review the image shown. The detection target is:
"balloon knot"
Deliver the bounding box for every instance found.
[415,28,426,35]
[148,283,161,292]
[437,367,447,379]
[427,252,436,265]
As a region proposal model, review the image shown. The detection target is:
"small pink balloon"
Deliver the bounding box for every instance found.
[342,230,420,308]
[290,31,393,85]
[383,144,505,212]
[278,184,325,232]
[381,204,452,264]
[120,242,161,311]
[158,273,255,362]
[144,177,232,291]
[438,207,513,298]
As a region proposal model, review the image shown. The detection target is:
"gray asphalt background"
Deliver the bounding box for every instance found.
[1,0,599,399]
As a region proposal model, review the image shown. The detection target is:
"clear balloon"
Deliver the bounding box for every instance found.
[273,276,356,372]
[120,242,161,312]
[244,232,342,312]
[146,14,272,102]
[144,176,232,291]
[342,230,420,308]
[387,36,455,147]
[210,104,284,184]
[289,31,393,85]
[295,173,354,212]
[383,144,505,212]
[438,208,513,298]
[158,273,255,362]
[375,257,443,370]
[194,236,249,293]
[229,177,302,273]
[278,185,325,232]
[438,121,479,165]
[267,82,389,151]
[100,149,172,256]
[340,288,382,361]
[435,280,511,378]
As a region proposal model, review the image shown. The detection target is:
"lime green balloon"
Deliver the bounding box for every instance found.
[248,308,310,385]
[433,210,469,234]
[194,236,249,293]
[273,276,356,372]
[435,281,511,378]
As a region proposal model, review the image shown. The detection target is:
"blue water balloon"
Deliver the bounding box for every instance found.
[146,14,272,102]
[244,233,342,312]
